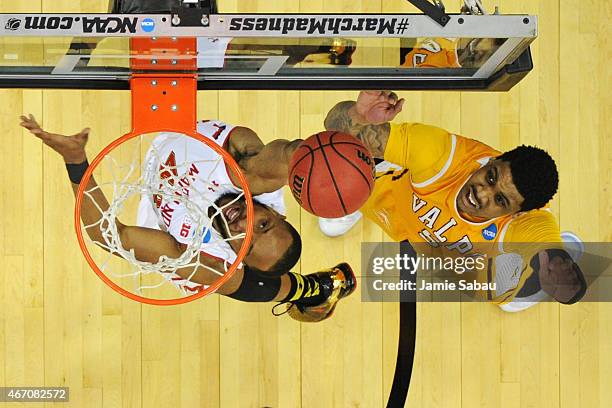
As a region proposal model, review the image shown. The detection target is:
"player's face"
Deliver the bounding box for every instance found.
[456,160,524,220]
[212,195,293,272]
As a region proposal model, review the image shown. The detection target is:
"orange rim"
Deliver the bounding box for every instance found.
[75,129,254,306]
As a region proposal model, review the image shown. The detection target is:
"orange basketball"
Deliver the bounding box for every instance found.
[289,131,375,218]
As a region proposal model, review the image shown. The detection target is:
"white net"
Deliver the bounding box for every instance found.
[80,132,250,300]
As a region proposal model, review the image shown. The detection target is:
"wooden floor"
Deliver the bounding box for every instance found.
[0,0,610,407]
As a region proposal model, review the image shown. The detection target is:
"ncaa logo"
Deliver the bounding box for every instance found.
[202,228,212,244]
[482,224,498,241]
[5,18,21,30]
[141,18,155,33]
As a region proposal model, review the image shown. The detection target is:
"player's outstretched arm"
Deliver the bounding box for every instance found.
[228,126,302,194]
[19,115,231,287]
[324,90,404,159]
[20,114,130,244]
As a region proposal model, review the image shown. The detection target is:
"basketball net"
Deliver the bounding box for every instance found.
[76,131,254,305]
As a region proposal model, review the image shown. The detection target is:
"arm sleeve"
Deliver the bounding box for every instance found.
[493,210,562,304]
[383,122,454,184]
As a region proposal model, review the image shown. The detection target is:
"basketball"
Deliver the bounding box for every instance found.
[289,131,375,218]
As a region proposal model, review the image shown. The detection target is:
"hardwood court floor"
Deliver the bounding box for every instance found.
[0,0,610,407]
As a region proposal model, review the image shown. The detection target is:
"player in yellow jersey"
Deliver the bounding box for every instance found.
[401,38,461,68]
[399,0,507,69]
[401,37,504,69]
[320,91,586,308]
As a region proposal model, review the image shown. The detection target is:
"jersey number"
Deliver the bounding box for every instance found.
[211,124,226,140]
[180,223,191,238]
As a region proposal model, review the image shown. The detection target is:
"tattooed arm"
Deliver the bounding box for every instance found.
[324,100,391,159]
[323,91,404,159]
[227,126,303,195]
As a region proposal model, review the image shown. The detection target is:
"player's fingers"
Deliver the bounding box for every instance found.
[20,114,41,128]
[19,115,34,125]
[361,90,382,100]
[372,101,393,115]
[388,92,399,104]
[538,250,550,270]
[394,98,405,113]
[383,98,404,116]
[548,256,563,269]
[20,122,36,131]
[375,90,389,101]
[561,258,575,269]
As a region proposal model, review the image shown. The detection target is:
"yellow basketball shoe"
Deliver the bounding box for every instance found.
[287,263,357,323]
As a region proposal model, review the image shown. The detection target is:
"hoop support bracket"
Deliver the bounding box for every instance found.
[171,0,216,27]
[129,37,198,135]
[407,0,450,26]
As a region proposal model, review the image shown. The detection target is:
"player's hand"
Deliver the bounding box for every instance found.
[353,91,405,125]
[20,114,90,164]
[538,250,575,277]
[537,250,580,302]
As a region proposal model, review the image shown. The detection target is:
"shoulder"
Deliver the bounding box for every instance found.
[225,126,263,155]
[503,209,560,242]
[511,208,557,225]
[229,126,258,140]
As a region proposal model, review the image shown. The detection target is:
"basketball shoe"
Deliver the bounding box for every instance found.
[286,263,357,323]
[560,231,585,263]
[318,211,363,237]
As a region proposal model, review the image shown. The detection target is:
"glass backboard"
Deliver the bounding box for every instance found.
[0,14,537,90]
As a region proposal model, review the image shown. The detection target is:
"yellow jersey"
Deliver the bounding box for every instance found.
[401,38,461,68]
[361,123,562,303]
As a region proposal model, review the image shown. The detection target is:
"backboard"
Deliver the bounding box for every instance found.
[0,13,537,91]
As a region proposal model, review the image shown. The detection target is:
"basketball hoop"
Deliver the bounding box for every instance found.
[74,129,254,306]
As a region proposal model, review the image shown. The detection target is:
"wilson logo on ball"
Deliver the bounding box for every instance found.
[357,149,372,166]
[291,174,305,204]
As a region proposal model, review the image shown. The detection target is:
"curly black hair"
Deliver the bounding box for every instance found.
[497,145,559,211]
